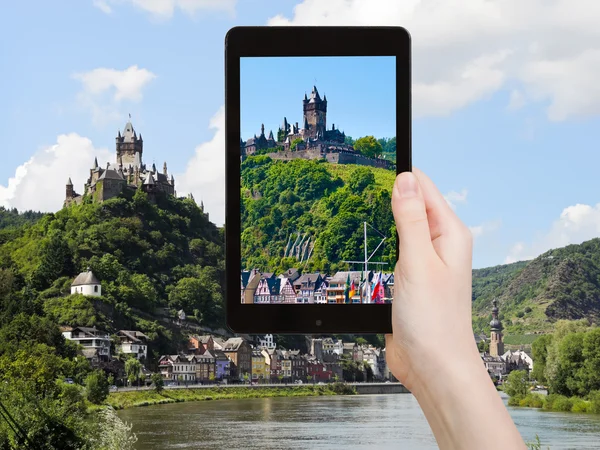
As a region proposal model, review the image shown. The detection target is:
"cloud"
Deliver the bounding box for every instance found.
[0,134,112,212]
[268,0,600,120]
[505,203,600,263]
[443,189,468,210]
[72,65,156,125]
[469,220,501,240]
[507,89,526,110]
[176,107,225,226]
[94,0,236,19]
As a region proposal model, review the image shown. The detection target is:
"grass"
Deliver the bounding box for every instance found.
[503,334,540,345]
[508,391,600,415]
[326,163,396,190]
[106,383,356,410]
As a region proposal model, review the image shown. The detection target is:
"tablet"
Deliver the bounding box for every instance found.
[225,26,411,334]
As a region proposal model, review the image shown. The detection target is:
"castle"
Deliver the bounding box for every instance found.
[65,119,176,206]
[240,86,394,170]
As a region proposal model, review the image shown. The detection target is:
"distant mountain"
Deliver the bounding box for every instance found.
[0,207,45,231]
[471,238,600,335]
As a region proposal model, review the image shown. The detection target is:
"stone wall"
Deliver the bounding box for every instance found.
[266,148,324,161]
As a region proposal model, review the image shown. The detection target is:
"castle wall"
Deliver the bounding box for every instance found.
[328,151,394,170]
[266,148,324,161]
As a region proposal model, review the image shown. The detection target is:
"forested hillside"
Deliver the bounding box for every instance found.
[0,189,225,361]
[241,156,397,274]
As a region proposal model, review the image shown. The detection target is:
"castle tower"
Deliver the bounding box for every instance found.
[489,298,504,357]
[303,86,327,139]
[116,118,143,168]
[66,177,74,199]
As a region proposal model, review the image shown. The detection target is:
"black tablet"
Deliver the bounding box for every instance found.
[225,26,411,334]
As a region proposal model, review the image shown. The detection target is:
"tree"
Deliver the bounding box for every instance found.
[504,370,529,398]
[125,358,142,388]
[85,370,109,404]
[278,374,284,384]
[151,373,164,393]
[354,136,383,158]
[209,373,216,384]
[307,375,313,385]
[347,167,375,194]
[290,138,304,151]
[107,374,115,387]
[531,334,552,383]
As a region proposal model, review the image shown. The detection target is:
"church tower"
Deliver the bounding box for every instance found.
[489,298,504,357]
[116,118,143,167]
[303,86,327,139]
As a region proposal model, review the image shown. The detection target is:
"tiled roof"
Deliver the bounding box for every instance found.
[72,269,101,286]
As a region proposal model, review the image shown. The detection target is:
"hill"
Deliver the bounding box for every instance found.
[0,188,225,364]
[471,239,600,336]
[241,156,397,274]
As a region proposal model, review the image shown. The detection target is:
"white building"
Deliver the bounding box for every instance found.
[62,326,111,362]
[116,330,149,360]
[71,268,102,296]
[158,355,197,383]
[259,334,276,349]
[502,349,534,371]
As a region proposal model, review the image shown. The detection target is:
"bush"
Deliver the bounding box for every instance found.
[518,393,544,408]
[588,391,600,414]
[551,395,573,412]
[508,395,524,406]
[85,370,109,404]
[571,398,590,413]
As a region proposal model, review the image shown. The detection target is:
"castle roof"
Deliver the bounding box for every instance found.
[98,169,125,181]
[144,173,155,185]
[72,268,100,287]
[122,120,136,143]
[66,177,73,186]
[309,86,322,103]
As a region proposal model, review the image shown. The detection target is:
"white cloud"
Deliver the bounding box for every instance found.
[505,203,600,263]
[0,134,112,212]
[268,0,600,120]
[469,220,501,240]
[176,107,225,226]
[94,0,236,19]
[72,65,156,125]
[508,89,526,110]
[93,0,112,13]
[443,189,468,210]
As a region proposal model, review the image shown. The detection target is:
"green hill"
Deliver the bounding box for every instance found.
[241,156,397,274]
[472,239,600,335]
[0,188,225,363]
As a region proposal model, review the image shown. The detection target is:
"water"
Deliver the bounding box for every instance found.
[118,393,600,449]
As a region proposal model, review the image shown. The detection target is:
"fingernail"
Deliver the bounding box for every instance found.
[396,172,418,198]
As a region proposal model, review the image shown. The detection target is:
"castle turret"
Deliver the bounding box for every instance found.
[489,298,504,357]
[116,118,143,168]
[163,162,168,175]
[66,177,74,199]
[303,86,327,139]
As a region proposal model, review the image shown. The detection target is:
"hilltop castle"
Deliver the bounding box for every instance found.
[64,119,176,207]
[240,86,393,170]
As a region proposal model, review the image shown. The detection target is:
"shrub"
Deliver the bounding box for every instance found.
[518,393,544,408]
[85,370,109,404]
[588,391,600,414]
[571,398,590,413]
[553,395,573,412]
[509,395,524,406]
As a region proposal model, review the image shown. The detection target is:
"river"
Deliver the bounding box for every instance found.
[118,393,600,449]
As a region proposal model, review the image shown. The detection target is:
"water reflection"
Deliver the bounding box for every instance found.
[118,394,600,450]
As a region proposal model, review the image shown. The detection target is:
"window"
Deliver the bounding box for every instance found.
[94,285,98,293]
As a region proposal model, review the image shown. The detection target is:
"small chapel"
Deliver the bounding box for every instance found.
[64,119,176,206]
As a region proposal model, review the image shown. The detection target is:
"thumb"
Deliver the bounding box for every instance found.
[392,171,435,265]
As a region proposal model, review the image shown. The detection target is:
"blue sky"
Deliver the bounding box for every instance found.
[240,56,395,140]
[2,0,600,269]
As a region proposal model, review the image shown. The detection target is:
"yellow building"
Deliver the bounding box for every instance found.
[252,350,268,382]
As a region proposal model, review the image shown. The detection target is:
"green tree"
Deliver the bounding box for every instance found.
[85,370,109,404]
[347,167,375,194]
[151,373,164,393]
[125,358,142,388]
[209,373,216,384]
[504,370,529,398]
[531,334,552,383]
[290,138,304,151]
[354,136,383,158]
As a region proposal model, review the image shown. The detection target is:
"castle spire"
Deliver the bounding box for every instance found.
[66,177,73,186]
[93,157,98,169]
[260,123,265,137]
[163,162,168,175]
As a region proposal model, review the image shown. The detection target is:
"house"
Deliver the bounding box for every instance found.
[158,355,197,383]
[322,338,343,356]
[62,326,111,363]
[254,277,281,304]
[241,269,261,304]
[502,349,533,373]
[116,330,149,360]
[382,273,394,301]
[306,357,333,382]
[222,337,253,380]
[258,334,276,350]
[261,348,278,380]
[290,351,306,380]
[326,272,365,304]
[189,335,214,354]
[314,278,328,304]
[278,276,297,303]
[293,273,324,304]
[280,352,292,379]
[252,350,269,381]
[281,268,301,283]
[71,268,102,296]
[195,350,216,382]
[213,349,231,380]
[481,352,506,379]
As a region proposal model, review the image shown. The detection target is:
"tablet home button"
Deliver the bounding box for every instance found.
[316,320,322,326]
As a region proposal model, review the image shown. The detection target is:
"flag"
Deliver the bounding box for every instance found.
[344,273,351,304]
[371,272,381,303]
[376,272,385,303]
[349,279,356,299]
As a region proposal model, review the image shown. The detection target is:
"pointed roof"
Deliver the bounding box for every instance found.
[93,157,98,169]
[268,130,274,140]
[144,173,155,185]
[309,85,322,103]
[133,151,142,167]
[72,268,100,287]
[66,177,73,186]
[122,120,136,142]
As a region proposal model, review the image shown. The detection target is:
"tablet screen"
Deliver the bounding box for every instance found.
[240,56,396,305]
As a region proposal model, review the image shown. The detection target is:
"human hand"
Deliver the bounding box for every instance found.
[385,168,526,450]
[385,167,477,392]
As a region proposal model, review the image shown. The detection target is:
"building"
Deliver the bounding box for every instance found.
[241,269,261,304]
[326,272,365,304]
[252,350,269,381]
[278,276,297,303]
[195,351,216,382]
[158,355,197,383]
[213,349,231,381]
[189,335,215,354]
[222,337,252,380]
[254,277,281,304]
[62,326,111,363]
[240,86,394,170]
[489,298,504,357]
[293,273,324,304]
[64,119,176,207]
[116,330,149,360]
[258,334,276,350]
[322,338,344,356]
[502,349,533,374]
[71,268,102,296]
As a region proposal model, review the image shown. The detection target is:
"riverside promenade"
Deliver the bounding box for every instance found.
[113,382,410,394]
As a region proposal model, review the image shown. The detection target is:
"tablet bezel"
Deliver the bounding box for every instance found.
[225,26,411,334]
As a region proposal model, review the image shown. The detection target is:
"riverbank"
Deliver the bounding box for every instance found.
[107,383,356,410]
[509,392,600,414]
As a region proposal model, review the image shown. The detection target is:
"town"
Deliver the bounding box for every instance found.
[62,267,533,388]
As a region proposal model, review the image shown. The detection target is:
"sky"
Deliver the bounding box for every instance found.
[240,56,396,140]
[2,0,600,269]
